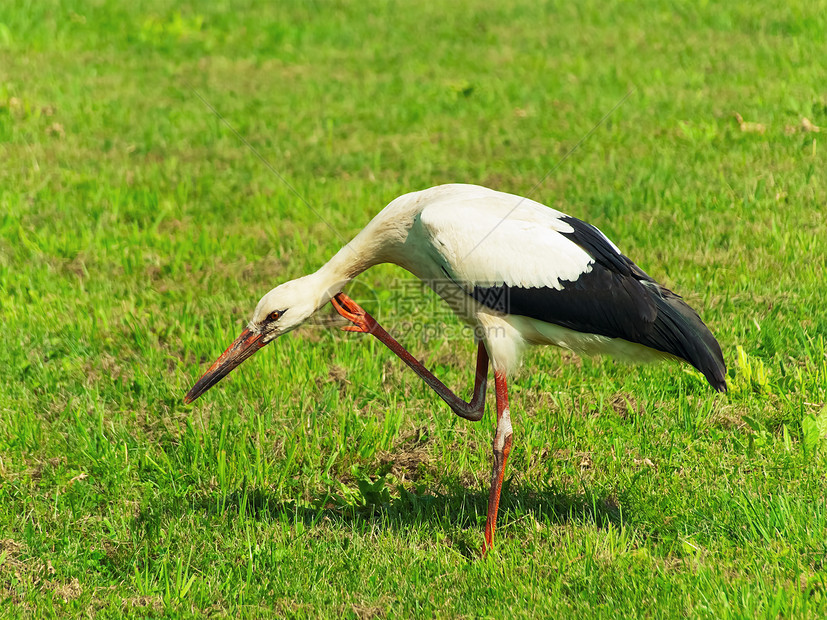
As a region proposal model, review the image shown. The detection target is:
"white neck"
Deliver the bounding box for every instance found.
[303,190,423,310]
[303,227,392,309]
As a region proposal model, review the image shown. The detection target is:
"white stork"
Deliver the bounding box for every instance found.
[185,183,726,554]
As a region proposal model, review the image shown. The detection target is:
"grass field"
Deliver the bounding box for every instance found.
[2,0,827,617]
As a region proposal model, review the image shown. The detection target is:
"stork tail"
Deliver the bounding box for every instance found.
[646,283,727,392]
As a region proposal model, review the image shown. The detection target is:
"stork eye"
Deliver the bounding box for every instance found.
[267,310,282,322]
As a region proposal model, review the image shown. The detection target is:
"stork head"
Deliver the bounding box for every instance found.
[184,275,335,403]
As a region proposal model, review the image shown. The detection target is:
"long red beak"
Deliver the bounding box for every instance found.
[184,327,266,403]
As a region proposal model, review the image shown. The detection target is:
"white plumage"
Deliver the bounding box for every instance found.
[423,189,592,282]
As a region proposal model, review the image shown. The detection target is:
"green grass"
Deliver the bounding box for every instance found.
[1,0,826,617]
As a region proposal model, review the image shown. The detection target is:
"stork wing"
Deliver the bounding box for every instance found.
[419,189,726,391]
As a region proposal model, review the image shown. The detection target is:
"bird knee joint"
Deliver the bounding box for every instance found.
[493,430,513,455]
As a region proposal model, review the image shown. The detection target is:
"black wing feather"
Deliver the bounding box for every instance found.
[470,216,727,392]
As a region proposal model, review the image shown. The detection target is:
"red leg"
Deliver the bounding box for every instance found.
[482,370,513,556]
[331,292,488,421]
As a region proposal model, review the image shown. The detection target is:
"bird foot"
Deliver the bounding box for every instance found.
[331,292,373,334]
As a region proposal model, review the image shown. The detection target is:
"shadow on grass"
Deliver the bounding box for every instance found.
[135,477,625,560]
